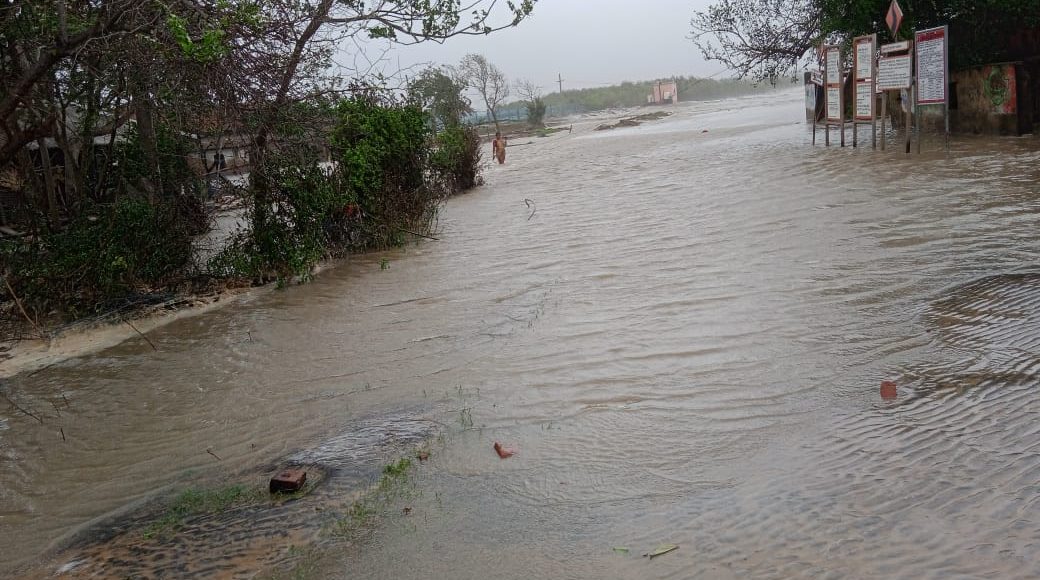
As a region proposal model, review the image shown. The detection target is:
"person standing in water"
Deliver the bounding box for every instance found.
[492,131,507,165]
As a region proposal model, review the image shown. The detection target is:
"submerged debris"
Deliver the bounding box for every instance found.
[493,442,515,459]
[644,544,678,559]
[595,111,672,131]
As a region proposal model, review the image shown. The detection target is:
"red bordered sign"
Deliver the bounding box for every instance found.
[915,26,948,105]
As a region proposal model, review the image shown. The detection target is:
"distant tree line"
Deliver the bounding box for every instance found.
[540,76,776,113]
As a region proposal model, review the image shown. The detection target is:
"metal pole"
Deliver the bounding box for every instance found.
[881,93,887,150]
[905,87,912,154]
[872,37,878,149]
[916,86,922,154]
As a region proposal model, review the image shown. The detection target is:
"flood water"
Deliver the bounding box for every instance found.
[3,90,1040,578]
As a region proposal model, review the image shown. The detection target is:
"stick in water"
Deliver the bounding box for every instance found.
[124,319,157,351]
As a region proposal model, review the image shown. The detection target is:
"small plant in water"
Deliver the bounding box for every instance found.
[459,407,474,428]
[380,257,390,270]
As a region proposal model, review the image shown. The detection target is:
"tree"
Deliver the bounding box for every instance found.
[690,0,821,83]
[691,0,1040,83]
[408,67,472,129]
[515,79,547,127]
[456,54,509,131]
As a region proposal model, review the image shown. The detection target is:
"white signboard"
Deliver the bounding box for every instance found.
[826,87,841,121]
[826,49,840,84]
[878,55,912,90]
[880,41,910,54]
[855,83,873,119]
[855,41,873,79]
[916,26,947,104]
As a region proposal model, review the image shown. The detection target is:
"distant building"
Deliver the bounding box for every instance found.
[647,80,679,105]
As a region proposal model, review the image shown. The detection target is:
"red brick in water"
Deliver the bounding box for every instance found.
[269,469,307,493]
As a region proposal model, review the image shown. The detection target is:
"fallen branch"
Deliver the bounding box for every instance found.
[397,228,439,241]
[123,319,157,351]
[523,198,536,220]
[207,449,222,461]
[4,277,46,340]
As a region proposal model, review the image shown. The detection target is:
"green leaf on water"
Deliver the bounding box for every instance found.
[612,547,630,554]
[644,544,678,559]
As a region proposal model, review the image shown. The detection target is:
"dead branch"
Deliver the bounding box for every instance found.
[123,319,157,351]
[4,277,46,340]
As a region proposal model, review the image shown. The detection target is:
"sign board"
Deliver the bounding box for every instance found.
[853,35,876,121]
[810,70,823,86]
[878,55,912,90]
[823,45,843,123]
[825,49,840,84]
[880,41,910,54]
[826,88,841,121]
[915,26,948,104]
[886,0,904,37]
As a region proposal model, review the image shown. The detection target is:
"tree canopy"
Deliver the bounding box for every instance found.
[691,0,1040,82]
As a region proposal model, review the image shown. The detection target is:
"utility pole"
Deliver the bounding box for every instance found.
[557,73,564,94]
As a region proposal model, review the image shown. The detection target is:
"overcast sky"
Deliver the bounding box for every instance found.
[345,0,722,97]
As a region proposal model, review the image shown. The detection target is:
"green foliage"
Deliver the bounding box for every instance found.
[408,67,472,130]
[210,158,353,280]
[525,97,547,127]
[382,458,413,478]
[166,13,227,63]
[2,198,195,319]
[819,0,1040,68]
[214,96,466,282]
[429,126,482,192]
[102,123,203,201]
[143,484,265,538]
[333,96,429,202]
[331,96,439,247]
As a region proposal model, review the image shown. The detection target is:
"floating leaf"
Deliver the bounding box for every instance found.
[644,544,678,559]
[612,547,630,554]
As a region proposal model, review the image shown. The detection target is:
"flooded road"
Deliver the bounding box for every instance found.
[3,90,1040,578]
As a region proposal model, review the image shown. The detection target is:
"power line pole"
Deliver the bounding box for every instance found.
[557,73,564,94]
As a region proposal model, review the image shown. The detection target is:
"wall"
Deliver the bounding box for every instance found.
[946,63,1024,135]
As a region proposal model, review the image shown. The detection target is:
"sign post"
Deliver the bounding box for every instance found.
[877,42,913,151]
[915,25,949,152]
[852,34,877,148]
[823,45,844,147]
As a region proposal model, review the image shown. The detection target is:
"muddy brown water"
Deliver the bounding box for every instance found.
[3,91,1040,578]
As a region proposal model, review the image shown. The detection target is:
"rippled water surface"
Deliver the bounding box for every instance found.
[3,91,1040,578]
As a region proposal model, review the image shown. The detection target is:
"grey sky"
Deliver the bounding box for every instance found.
[360,0,722,95]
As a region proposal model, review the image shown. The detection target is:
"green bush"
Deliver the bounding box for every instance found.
[331,96,439,247]
[430,126,482,192]
[1,197,195,319]
[209,158,353,280]
[526,97,547,128]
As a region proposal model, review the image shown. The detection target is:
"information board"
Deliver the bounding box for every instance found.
[824,46,842,123]
[826,49,840,84]
[826,88,841,121]
[878,55,912,90]
[855,41,873,79]
[915,26,947,104]
[852,35,876,122]
[855,84,873,119]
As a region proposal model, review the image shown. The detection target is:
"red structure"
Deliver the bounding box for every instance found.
[648,80,679,105]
